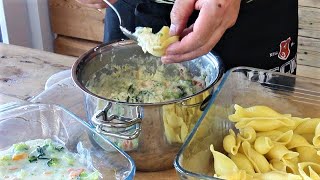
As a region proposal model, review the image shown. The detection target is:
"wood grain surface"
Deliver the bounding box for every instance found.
[0,43,75,101]
[54,35,100,57]
[49,0,105,42]
[298,0,320,78]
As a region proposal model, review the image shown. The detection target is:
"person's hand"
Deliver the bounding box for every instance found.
[75,0,117,9]
[161,0,241,63]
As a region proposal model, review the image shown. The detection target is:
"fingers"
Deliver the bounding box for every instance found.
[163,0,241,63]
[169,0,196,36]
[180,24,194,38]
[161,26,225,63]
[166,2,224,55]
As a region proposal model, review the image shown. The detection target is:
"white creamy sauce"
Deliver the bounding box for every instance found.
[0,139,99,180]
[134,27,160,54]
[86,64,205,103]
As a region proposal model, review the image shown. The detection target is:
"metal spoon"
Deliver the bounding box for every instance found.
[102,0,138,41]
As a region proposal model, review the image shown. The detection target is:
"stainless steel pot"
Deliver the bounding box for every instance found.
[72,40,223,171]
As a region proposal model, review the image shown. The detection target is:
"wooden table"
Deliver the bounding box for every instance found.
[0,43,319,179]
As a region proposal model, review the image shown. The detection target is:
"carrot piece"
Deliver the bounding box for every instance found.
[69,168,84,179]
[8,166,19,170]
[44,171,53,175]
[12,153,28,161]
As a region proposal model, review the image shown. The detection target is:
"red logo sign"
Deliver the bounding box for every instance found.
[278,37,291,60]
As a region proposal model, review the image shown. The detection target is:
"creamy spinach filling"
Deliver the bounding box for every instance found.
[87,65,205,103]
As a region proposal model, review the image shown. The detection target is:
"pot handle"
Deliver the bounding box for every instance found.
[180,94,212,111]
[91,102,142,140]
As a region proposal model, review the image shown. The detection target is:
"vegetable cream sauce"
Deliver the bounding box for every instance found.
[0,139,99,180]
[87,64,205,103]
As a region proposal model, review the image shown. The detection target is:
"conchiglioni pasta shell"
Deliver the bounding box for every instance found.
[298,162,320,180]
[296,146,320,164]
[286,133,313,149]
[294,118,320,135]
[313,122,320,148]
[300,133,314,144]
[266,144,299,161]
[239,127,256,144]
[256,130,283,140]
[253,171,302,180]
[217,170,253,180]
[241,141,270,173]
[229,153,255,175]
[274,130,294,145]
[210,145,239,176]
[157,26,170,42]
[254,136,274,154]
[269,159,286,172]
[223,129,241,155]
[235,117,295,132]
[282,157,299,174]
[229,104,290,122]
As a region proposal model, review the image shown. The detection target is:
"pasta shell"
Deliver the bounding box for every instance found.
[313,123,320,148]
[235,117,295,132]
[299,133,314,144]
[286,133,313,149]
[294,118,320,135]
[270,159,286,172]
[229,153,255,175]
[253,171,302,180]
[256,130,283,140]
[298,162,320,180]
[153,36,179,51]
[180,122,188,142]
[239,127,256,144]
[229,104,289,123]
[291,117,308,130]
[282,157,299,174]
[241,141,270,173]
[157,26,170,42]
[274,130,294,145]
[216,170,253,180]
[296,146,320,164]
[210,145,239,176]
[257,130,295,146]
[163,120,181,144]
[266,144,299,161]
[254,136,274,154]
[165,113,183,129]
[223,129,241,155]
[309,166,320,180]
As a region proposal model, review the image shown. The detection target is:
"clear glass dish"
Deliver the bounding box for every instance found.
[0,103,136,180]
[174,67,320,179]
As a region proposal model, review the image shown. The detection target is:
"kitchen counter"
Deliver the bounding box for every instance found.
[0,42,319,179]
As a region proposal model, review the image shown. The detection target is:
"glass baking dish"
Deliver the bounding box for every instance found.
[174,67,320,179]
[0,103,136,180]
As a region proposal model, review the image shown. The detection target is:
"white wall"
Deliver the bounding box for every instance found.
[0,0,54,52]
[0,0,32,47]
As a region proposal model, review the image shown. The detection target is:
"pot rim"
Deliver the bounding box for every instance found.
[71,40,224,106]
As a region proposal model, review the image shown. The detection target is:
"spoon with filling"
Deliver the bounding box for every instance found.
[101,0,179,57]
